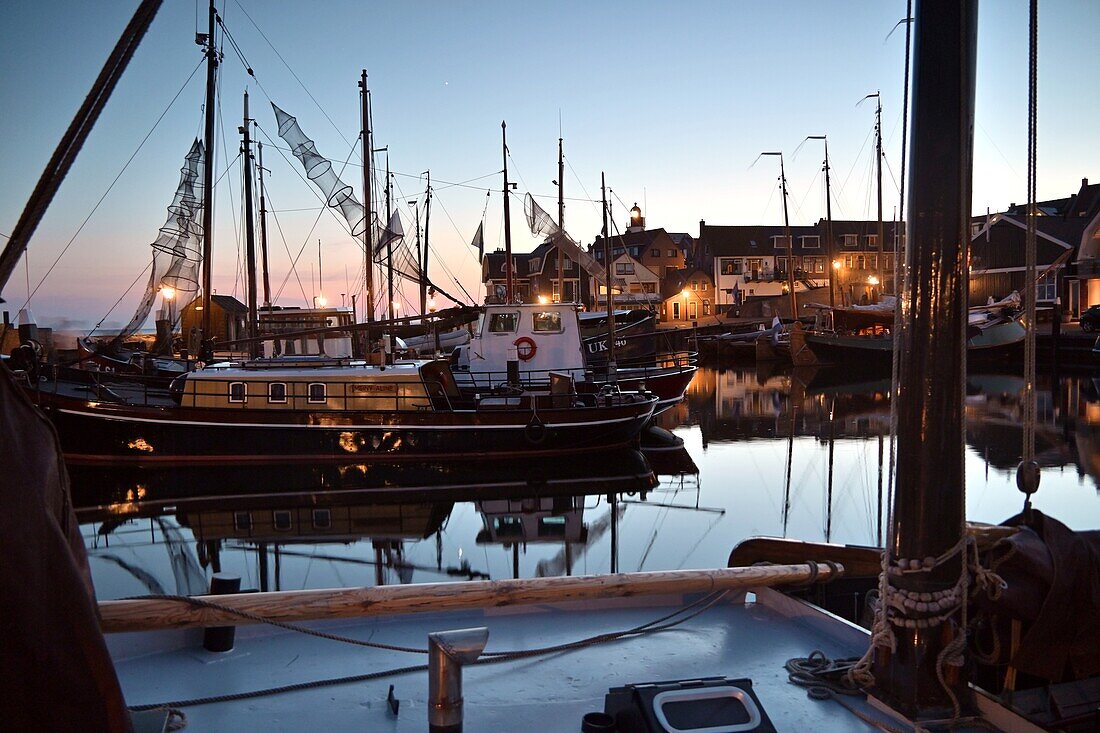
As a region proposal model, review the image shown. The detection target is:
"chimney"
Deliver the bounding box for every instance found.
[1084,178,1089,188]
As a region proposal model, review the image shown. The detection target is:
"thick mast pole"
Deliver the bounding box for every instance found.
[557,136,565,301]
[257,141,271,308]
[780,156,797,321]
[386,153,394,322]
[241,91,258,358]
[871,0,977,716]
[876,94,885,295]
[359,70,375,323]
[502,122,514,303]
[601,172,617,374]
[824,139,835,309]
[199,0,218,359]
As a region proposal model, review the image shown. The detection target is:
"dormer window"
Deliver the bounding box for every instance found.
[801,236,820,249]
[772,235,791,249]
[307,382,327,404]
[842,234,859,248]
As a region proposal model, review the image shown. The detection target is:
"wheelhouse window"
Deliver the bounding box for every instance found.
[488,312,519,333]
[228,381,247,403]
[307,382,327,404]
[532,311,563,332]
[268,382,287,404]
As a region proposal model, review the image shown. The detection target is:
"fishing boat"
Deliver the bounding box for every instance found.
[451,302,696,413]
[802,295,1026,365]
[23,355,657,466]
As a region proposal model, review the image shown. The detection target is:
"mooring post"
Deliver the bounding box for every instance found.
[202,573,241,652]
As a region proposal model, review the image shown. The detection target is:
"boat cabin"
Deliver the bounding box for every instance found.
[452,303,587,387]
[175,359,461,412]
[259,306,355,358]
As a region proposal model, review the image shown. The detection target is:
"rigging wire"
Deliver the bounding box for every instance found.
[12,59,204,313]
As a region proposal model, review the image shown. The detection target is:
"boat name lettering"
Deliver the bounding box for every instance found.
[350,383,398,395]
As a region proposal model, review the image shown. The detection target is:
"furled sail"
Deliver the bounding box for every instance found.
[107,139,204,349]
[271,103,366,236]
[524,193,623,287]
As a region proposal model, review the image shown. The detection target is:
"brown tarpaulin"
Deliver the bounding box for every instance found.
[0,367,133,731]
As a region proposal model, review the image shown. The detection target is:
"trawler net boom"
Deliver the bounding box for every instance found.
[524,193,623,288]
[108,139,204,348]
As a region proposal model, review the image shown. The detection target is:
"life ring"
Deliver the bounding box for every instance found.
[513,336,537,362]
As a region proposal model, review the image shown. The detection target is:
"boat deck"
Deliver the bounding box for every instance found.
[108,588,998,731]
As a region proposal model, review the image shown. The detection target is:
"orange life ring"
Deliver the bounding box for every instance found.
[514,336,537,361]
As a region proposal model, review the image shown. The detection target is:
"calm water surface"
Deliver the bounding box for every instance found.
[79,363,1100,600]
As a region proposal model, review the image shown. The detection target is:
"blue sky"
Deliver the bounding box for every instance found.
[2,0,1097,326]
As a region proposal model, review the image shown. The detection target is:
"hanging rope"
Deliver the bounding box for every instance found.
[1022,0,1039,469]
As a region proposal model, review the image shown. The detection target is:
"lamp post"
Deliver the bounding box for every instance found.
[831,260,842,307]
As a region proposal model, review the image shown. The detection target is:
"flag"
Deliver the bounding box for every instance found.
[471,220,484,260]
[374,210,404,256]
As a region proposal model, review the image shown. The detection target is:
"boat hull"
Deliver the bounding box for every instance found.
[28,388,657,466]
[805,320,1025,364]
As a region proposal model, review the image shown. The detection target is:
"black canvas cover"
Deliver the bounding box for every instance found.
[0,367,133,731]
[975,510,1100,682]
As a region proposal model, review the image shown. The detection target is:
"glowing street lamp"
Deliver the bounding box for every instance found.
[868,275,880,286]
[537,295,550,305]
[316,295,328,308]
[681,288,690,298]
[160,286,175,300]
[832,260,842,271]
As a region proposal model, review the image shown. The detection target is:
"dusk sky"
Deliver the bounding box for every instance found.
[2,0,1097,328]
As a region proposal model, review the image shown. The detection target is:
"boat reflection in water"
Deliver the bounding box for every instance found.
[74,447,704,600]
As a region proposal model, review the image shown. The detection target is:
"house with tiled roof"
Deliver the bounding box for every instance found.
[481,239,593,306]
[660,267,716,323]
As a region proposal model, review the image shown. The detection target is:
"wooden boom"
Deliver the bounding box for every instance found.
[98,563,841,634]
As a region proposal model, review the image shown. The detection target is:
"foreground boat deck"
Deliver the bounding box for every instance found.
[108,587,996,731]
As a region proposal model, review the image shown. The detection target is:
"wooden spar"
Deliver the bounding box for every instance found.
[557,136,565,301]
[257,141,272,308]
[779,156,797,321]
[97,563,842,634]
[359,70,375,323]
[727,525,1020,579]
[601,173,617,372]
[871,0,978,716]
[875,93,884,295]
[422,170,431,314]
[241,91,259,359]
[385,152,393,322]
[502,122,514,303]
[199,0,217,360]
[823,139,835,309]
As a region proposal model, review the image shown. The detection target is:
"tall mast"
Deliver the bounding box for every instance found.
[875,93,885,295]
[601,172,617,374]
[240,90,258,358]
[823,139,835,309]
[781,157,796,320]
[199,0,218,359]
[359,70,375,322]
[385,152,393,322]
[317,238,323,307]
[502,122,514,303]
[557,136,565,301]
[870,0,977,715]
[421,170,431,315]
[257,141,271,308]
[414,201,424,315]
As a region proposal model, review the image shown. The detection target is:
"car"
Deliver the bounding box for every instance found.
[1082,305,1100,333]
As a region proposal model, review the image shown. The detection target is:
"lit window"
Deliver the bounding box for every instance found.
[308,382,327,404]
[229,381,247,403]
[615,262,635,275]
[691,281,698,291]
[533,311,562,332]
[865,234,879,247]
[488,312,519,333]
[268,382,287,403]
[667,249,676,257]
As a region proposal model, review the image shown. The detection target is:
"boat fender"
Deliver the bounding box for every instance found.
[513,336,537,362]
[525,414,547,444]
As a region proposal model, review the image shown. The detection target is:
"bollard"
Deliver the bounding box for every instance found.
[202,573,241,652]
[428,627,489,733]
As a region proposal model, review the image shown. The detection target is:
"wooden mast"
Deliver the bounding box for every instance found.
[241,90,258,358]
[385,152,394,322]
[601,173,617,374]
[557,136,565,301]
[502,122,514,303]
[779,155,797,321]
[198,0,218,360]
[359,70,375,323]
[414,201,423,315]
[421,171,431,315]
[823,138,835,309]
[257,141,271,308]
[875,93,885,296]
[871,0,977,716]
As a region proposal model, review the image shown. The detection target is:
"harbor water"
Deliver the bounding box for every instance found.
[79,363,1100,601]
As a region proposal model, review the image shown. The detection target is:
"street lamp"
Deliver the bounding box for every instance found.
[868,275,880,286]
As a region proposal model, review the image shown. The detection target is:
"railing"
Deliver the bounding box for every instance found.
[456,350,697,391]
